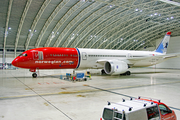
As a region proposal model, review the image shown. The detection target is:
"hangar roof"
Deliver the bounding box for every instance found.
[1,0,180,56]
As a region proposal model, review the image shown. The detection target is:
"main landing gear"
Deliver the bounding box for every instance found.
[120,71,131,76]
[101,69,107,75]
[101,69,131,76]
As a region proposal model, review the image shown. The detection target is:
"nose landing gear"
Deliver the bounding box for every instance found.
[30,69,38,78]
[32,73,37,78]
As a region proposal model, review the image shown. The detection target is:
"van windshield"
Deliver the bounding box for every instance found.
[103,108,122,120]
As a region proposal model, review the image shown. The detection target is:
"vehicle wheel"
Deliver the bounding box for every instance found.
[32,73,37,78]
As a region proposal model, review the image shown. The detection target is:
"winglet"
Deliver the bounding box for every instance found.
[155,32,171,54]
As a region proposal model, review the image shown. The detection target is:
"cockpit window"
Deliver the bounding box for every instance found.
[23,53,27,56]
[18,53,27,57]
[18,53,23,56]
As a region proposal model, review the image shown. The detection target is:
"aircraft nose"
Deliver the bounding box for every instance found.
[12,58,19,67]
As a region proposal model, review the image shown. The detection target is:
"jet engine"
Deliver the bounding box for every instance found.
[104,60,128,75]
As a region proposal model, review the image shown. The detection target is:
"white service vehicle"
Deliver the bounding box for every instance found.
[101,97,176,120]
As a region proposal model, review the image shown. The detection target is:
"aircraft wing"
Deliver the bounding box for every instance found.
[127,53,180,65]
[96,53,180,67]
[96,59,109,65]
[129,53,180,61]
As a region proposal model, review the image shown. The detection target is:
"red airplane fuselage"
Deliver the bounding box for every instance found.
[12,47,80,71]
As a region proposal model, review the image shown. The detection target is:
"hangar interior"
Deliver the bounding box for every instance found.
[1,0,180,120]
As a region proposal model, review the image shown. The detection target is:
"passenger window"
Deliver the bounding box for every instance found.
[159,104,171,115]
[146,106,160,120]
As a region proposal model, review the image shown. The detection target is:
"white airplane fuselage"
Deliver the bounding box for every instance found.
[78,48,162,69]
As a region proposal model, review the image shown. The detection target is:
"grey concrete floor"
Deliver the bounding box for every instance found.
[0,68,180,120]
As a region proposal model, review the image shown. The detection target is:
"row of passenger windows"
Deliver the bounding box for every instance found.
[88,55,146,57]
[50,54,78,57]
[49,54,145,58]
[88,55,126,57]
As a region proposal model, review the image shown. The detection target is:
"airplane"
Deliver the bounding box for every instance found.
[12,32,179,78]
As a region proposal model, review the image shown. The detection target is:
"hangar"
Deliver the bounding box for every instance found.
[1,0,180,119]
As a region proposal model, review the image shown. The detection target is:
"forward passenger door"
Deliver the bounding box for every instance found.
[82,52,87,60]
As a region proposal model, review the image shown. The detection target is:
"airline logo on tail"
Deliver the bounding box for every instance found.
[155,32,171,54]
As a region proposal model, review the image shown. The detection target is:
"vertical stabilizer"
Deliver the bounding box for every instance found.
[155,32,171,54]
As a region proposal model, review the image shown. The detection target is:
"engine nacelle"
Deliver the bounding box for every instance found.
[104,60,128,75]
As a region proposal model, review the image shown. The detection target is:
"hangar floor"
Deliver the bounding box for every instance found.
[0,68,180,120]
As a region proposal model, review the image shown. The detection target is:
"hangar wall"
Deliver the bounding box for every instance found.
[0,51,14,63]
[156,36,180,69]
[0,51,15,68]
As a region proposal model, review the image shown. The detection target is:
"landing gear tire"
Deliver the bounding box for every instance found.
[120,71,131,76]
[126,71,131,75]
[32,73,37,78]
[101,69,107,75]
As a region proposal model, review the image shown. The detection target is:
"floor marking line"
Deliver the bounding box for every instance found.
[10,74,73,120]
[1,81,180,100]
[87,84,180,111]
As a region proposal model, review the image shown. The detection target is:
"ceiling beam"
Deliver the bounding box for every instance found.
[3,0,13,53]
[14,0,32,57]
[45,0,81,47]
[159,0,180,7]
[25,0,51,50]
[35,0,66,48]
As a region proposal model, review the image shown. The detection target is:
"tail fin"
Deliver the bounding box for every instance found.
[155,32,171,54]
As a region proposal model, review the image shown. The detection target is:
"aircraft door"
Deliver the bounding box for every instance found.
[127,53,132,58]
[82,52,87,60]
[32,51,44,60]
